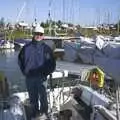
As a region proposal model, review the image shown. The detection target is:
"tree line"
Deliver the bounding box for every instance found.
[0,17,120,32]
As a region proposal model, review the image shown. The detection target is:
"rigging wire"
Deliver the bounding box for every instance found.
[9,1,27,40]
[16,1,27,23]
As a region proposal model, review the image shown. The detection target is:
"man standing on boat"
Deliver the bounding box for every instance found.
[18,25,56,119]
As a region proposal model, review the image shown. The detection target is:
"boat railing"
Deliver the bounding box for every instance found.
[47,71,81,115]
[91,105,117,120]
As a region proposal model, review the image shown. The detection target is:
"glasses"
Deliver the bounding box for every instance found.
[34,32,43,36]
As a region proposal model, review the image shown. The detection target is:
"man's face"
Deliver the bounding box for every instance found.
[34,32,44,41]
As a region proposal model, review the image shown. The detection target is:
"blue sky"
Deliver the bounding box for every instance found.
[0,0,120,26]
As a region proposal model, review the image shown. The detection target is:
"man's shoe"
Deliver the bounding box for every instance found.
[31,113,50,120]
[39,113,49,120]
[31,117,36,120]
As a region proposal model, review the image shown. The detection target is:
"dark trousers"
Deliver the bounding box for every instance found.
[26,76,48,117]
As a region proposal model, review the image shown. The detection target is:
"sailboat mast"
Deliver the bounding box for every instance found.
[63,0,65,23]
[107,10,110,34]
[71,0,74,24]
[34,0,37,22]
[48,0,53,36]
[117,16,119,35]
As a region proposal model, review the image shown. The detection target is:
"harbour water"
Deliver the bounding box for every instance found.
[0,48,87,94]
[0,49,75,94]
[0,49,26,93]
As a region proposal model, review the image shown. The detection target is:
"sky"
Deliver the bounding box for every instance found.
[0,0,120,26]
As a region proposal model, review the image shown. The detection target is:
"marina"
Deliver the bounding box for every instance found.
[0,0,120,120]
[0,39,118,120]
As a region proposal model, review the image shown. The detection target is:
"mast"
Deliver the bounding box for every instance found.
[106,10,110,34]
[117,16,119,35]
[71,0,74,24]
[63,0,65,23]
[48,0,53,36]
[34,0,37,23]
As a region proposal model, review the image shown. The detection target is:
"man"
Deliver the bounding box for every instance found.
[18,26,56,119]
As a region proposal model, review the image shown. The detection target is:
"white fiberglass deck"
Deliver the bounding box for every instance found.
[56,60,96,76]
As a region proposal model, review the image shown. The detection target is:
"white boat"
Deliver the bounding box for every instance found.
[14,39,31,48]
[0,67,119,120]
[63,35,120,63]
[0,40,14,49]
[0,35,118,120]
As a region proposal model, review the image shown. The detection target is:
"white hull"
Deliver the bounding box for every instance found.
[0,83,118,120]
[9,84,117,120]
[0,41,14,49]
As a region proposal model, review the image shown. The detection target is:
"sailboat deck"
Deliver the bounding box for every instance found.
[60,97,91,120]
[56,60,96,76]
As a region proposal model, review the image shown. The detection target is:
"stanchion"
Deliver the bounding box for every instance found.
[48,73,57,120]
[49,74,54,91]
[116,83,120,120]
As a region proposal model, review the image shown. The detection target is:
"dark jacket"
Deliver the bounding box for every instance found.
[18,40,56,77]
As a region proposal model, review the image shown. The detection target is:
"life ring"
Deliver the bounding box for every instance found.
[88,68,104,88]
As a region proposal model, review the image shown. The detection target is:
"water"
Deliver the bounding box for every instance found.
[0,49,80,94]
[0,49,26,93]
